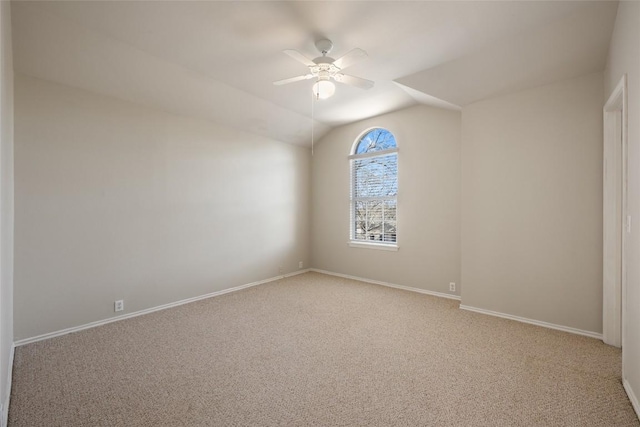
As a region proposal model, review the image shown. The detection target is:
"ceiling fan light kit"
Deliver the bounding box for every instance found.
[312,79,336,100]
[274,38,374,100]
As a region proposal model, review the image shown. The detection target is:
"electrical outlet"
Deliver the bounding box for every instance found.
[449,282,456,292]
[298,261,303,269]
[278,266,283,274]
[114,300,124,312]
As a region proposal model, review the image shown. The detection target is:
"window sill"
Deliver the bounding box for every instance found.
[348,241,399,251]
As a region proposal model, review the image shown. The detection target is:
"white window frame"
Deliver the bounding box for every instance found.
[349,128,398,251]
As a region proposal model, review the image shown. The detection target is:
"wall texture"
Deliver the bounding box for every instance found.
[0,0,14,421]
[14,74,310,341]
[461,72,604,334]
[605,0,640,415]
[311,105,461,296]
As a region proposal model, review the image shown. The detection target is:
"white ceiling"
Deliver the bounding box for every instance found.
[11,1,618,146]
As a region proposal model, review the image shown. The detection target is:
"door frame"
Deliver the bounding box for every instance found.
[602,74,627,350]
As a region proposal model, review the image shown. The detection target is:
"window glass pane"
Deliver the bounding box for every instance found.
[382,200,397,242]
[353,200,383,241]
[353,154,398,198]
[353,201,367,241]
[353,200,399,242]
[355,129,397,154]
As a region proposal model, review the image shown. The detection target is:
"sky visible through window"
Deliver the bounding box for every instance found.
[355,128,397,154]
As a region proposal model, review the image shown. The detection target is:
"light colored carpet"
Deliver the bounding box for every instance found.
[9,272,640,426]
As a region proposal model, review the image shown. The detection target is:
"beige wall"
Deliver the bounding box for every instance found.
[0,0,14,419]
[461,72,604,334]
[605,0,640,413]
[14,74,310,341]
[311,105,461,295]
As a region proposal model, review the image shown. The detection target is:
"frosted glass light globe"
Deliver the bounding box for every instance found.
[312,80,336,100]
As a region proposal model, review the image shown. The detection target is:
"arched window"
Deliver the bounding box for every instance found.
[350,128,398,246]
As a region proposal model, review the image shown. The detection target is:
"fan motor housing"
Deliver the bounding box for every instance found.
[313,56,334,65]
[315,39,333,55]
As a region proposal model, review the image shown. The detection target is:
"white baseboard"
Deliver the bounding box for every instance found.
[310,269,461,301]
[624,379,640,420]
[15,269,310,347]
[2,343,14,427]
[459,304,602,340]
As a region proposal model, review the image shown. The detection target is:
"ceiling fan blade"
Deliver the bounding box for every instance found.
[283,49,316,67]
[273,74,313,86]
[333,73,374,90]
[332,48,368,70]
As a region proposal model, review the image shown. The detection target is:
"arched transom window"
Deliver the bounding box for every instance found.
[350,128,398,246]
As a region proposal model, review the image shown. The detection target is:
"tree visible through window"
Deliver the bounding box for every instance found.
[350,128,398,244]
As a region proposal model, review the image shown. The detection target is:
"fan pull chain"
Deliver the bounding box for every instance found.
[311,89,315,156]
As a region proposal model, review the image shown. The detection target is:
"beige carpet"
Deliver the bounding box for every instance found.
[9,272,640,426]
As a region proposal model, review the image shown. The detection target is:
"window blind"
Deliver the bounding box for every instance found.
[351,151,398,243]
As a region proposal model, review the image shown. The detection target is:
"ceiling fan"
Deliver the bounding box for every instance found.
[273,39,374,100]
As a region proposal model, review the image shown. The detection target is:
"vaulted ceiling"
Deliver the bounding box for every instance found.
[11,1,618,146]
